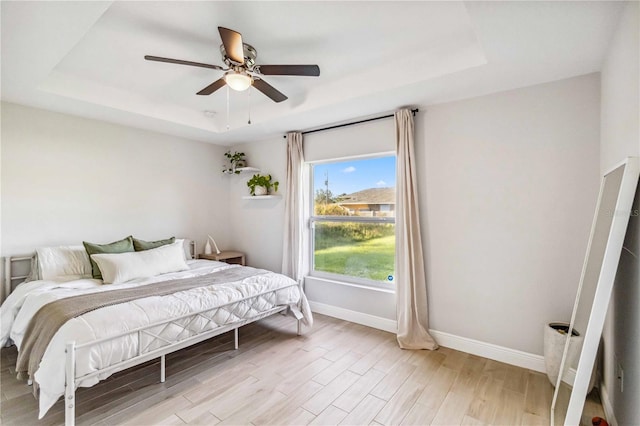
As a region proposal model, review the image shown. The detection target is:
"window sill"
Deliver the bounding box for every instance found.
[305,274,396,294]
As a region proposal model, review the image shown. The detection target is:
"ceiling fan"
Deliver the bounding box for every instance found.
[145,26,320,103]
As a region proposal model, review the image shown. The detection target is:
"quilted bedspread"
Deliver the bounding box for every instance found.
[0,260,311,417]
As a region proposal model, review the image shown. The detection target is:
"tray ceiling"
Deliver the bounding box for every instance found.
[1,1,623,145]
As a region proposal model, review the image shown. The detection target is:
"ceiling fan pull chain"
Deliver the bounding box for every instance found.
[248,86,252,125]
[226,85,230,131]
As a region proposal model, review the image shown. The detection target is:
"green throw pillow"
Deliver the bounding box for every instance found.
[133,236,175,252]
[83,236,135,280]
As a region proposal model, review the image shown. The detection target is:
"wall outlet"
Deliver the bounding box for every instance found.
[617,362,624,393]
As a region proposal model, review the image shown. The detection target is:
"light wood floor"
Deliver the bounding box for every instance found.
[1,313,604,426]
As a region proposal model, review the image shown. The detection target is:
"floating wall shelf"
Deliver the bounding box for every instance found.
[242,195,282,200]
[223,166,261,175]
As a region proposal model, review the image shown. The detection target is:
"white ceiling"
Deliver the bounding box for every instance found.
[1,1,623,145]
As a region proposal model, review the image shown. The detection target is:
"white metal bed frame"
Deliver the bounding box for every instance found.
[3,249,304,426]
[3,255,32,301]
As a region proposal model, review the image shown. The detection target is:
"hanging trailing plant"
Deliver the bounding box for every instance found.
[222,151,246,174]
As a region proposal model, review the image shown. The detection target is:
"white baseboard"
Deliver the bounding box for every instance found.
[308,302,578,379]
[428,329,546,373]
[308,301,398,333]
[599,381,618,426]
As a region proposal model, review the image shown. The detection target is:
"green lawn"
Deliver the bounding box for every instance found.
[314,235,395,282]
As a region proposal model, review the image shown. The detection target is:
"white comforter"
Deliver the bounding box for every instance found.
[0,260,311,418]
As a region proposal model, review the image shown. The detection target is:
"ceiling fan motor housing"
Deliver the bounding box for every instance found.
[220,43,257,69]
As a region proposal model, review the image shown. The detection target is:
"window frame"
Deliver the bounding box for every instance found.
[308,154,396,291]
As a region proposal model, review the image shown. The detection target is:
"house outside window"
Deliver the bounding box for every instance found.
[309,155,396,289]
[337,187,395,217]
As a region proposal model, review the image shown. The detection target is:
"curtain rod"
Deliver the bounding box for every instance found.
[283,108,419,138]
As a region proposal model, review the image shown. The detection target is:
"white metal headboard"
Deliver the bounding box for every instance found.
[2,240,197,302]
[3,255,32,301]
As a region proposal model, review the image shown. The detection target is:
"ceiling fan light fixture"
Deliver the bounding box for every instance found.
[224,71,252,91]
[146,26,319,102]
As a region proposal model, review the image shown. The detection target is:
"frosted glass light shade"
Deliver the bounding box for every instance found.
[224,72,252,91]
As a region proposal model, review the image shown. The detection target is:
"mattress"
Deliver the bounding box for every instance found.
[0,260,311,418]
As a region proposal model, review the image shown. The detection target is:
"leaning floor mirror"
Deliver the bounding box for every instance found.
[551,157,639,425]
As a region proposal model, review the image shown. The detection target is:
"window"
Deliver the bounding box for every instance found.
[309,155,396,288]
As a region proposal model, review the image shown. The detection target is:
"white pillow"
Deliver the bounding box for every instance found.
[90,240,189,284]
[175,238,193,260]
[36,245,93,281]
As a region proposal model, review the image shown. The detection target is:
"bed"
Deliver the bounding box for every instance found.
[0,239,312,426]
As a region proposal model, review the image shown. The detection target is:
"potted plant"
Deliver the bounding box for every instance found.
[247,174,279,196]
[222,151,246,174]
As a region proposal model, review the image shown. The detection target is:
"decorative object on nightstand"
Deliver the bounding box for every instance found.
[205,235,221,255]
[199,251,245,266]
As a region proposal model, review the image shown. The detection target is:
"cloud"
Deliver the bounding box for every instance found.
[376,180,386,186]
[342,166,356,173]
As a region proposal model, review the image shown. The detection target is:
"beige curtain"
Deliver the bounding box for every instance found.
[281,132,305,281]
[395,109,438,350]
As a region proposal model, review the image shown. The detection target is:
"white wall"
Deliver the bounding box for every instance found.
[419,73,600,355]
[225,137,287,270]
[228,73,601,357]
[1,102,230,258]
[304,119,395,162]
[599,2,640,424]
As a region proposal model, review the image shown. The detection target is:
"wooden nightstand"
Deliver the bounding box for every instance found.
[199,251,246,266]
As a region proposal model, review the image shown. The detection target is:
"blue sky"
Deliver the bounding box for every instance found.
[312,156,396,196]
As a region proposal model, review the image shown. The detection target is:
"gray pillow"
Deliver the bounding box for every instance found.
[83,236,135,280]
[133,236,175,252]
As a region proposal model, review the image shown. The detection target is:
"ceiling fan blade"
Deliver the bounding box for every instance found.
[144,55,224,70]
[218,27,245,65]
[258,65,320,77]
[197,78,227,95]
[252,79,288,103]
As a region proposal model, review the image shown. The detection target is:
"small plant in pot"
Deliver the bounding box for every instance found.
[222,151,246,174]
[247,174,279,196]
